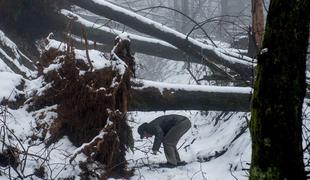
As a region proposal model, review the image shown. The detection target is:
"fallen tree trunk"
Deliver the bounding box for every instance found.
[67,0,253,80]
[129,80,251,112]
[58,11,188,64]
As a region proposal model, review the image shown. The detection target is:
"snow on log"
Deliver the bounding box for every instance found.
[130,79,252,112]
[68,0,254,79]
[59,10,188,64]
[0,30,36,78]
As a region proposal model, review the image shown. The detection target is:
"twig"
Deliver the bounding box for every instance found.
[81,28,94,71]
[134,5,217,47]
[229,163,239,180]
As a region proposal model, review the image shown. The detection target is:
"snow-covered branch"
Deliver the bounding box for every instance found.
[59,10,187,64]
[68,0,254,79]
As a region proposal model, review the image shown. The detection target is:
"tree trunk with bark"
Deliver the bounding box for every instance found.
[130,80,251,112]
[251,0,264,49]
[250,0,309,179]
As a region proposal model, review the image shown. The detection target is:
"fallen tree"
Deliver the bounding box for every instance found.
[32,34,134,179]
[56,11,188,64]
[0,30,36,78]
[68,0,254,80]
[0,0,255,82]
[130,80,252,112]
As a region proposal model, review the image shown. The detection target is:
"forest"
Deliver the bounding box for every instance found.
[0,0,309,179]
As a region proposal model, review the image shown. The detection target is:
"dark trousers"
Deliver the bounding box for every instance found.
[163,118,191,165]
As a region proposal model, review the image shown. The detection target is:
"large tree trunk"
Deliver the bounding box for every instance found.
[250,0,309,179]
[130,80,251,112]
[68,0,253,80]
[57,11,194,65]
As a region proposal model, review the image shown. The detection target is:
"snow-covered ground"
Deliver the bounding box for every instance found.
[0,40,252,179]
[0,27,308,180]
[0,72,24,101]
[127,111,251,180]
[0,102,251,179]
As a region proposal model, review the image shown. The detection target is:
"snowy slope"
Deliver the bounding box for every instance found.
[0,102,251,180]
[1,99,309,179]
[127,111,251,180]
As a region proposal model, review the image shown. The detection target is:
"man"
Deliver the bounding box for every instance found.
[137,114,191,168]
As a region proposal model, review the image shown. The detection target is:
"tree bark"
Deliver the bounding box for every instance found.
[129,80,251,112]
[68,0,253,80]
[250,0,309,179]
[251,0,264,49]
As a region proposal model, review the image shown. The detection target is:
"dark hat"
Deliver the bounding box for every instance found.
[137,123,149,139]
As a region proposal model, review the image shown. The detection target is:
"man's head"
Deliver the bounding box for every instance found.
[138,123,152,139]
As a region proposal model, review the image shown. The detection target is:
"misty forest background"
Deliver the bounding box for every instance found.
[0,0,309,179]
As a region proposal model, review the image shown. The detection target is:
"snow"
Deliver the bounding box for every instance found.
[134,79,252,94]
[0,30,20,51]
[90,0,253,66]
[1,68,310,180]
[0,62,253,179]
[0,9,305,179]
[116,32,131,42]
[0,96,252,179]
[0,59,13,73]
[44,37,128,74]
[71,130,106,158]
[0,104,87,179]
[62,8,255,70]
[43,61,63,74]
[45,38,115,71]
[61,10,177,49]
[0,30,34,77]
[0,72,24,101]
[126,111,251,180]
[260,48,268,54]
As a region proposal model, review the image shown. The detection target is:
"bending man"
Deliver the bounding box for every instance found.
[138,114,191,167]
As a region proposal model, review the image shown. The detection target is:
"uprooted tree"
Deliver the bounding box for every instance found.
[30,34,135,178]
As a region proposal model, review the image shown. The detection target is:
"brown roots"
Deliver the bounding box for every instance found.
[31,37,134,178]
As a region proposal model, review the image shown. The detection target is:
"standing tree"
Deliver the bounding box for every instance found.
[251,0,265,49]
[250,0,309,179]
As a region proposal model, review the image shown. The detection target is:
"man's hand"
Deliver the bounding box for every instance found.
[151,150,158,155]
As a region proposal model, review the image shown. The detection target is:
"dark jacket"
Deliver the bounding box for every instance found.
[145,114,188,151]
